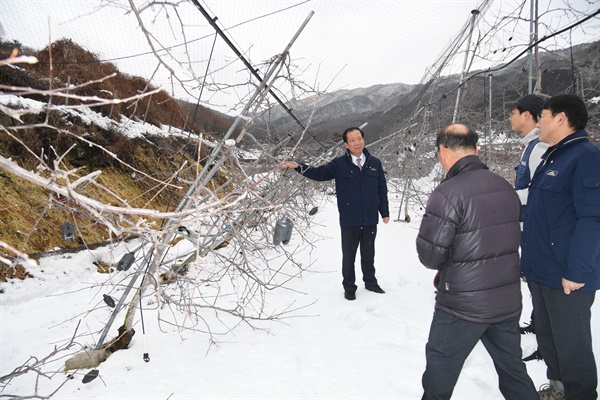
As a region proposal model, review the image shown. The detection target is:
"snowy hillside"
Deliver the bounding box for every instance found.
[2,185,598,399]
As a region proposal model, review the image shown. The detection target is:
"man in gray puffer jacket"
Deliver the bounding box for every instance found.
[416,124,536,400]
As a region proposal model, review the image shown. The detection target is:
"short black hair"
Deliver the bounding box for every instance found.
[543,94,588,131]
[342,127,364,143]
[436,124,478,150]
[516,106,540,123]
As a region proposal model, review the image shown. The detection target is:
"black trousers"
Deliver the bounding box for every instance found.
[421,309,537,400]
[530,281,598,400]
[340,225,378,293]
[525,280,536,329]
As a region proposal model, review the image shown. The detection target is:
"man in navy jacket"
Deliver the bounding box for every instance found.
[521,94,600,399]
[282,127,390,300]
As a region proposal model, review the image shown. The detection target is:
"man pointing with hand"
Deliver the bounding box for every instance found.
[282,127,389,301]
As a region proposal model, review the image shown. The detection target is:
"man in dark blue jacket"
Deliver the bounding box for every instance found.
[282,127,390,300]
[521,94,600,400]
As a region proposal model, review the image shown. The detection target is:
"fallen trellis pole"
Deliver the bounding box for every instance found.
[63,10,315,370]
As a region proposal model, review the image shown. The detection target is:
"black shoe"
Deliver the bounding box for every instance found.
[366,286,385,294]
[344,291,356,301]
[520,323,535,334]
[523,349,543,362]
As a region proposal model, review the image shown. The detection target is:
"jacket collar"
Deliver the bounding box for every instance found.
[346,147,371,163]
[547,129,588,153]
[444,154,487,181]
[520,127,540,146]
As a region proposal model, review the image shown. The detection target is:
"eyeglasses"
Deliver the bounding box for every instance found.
[435,146,440,158]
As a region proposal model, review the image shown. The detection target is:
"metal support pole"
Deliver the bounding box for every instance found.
[93,247,152,350]
[92,12,315,351]
[143,94,152,124]
[486,73,493,164]
[527,0,535,94]
[168,10,314,224]
[109,90,118,120]
[452,9,480,124]
[65,76,70,106]
[488,73,493,138]
[190,0,318,141]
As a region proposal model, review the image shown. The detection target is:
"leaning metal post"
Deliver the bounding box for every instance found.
[93,11,315,351]
[151,10,315,264]
[452,9,480,124]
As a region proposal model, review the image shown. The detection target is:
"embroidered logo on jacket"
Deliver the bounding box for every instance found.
[546,170,558,176]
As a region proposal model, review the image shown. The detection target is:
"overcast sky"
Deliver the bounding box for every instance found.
[199,0,486,88]
[1,0,598,112]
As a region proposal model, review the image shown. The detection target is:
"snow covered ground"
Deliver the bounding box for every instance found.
[1,191,599,399]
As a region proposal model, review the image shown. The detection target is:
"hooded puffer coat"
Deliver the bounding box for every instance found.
[416,155,523,324]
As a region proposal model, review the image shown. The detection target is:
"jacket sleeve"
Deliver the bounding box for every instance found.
[567,152,600,283]
[416,189,459,270]
[378,165,390,219]
[295,161,336,181]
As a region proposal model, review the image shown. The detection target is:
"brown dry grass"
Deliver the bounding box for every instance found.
[0,264,34,283]
[0,38,238,260]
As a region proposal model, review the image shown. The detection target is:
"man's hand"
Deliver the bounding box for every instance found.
[281,161,299,169]
[562,278,585,295]
[383,217,389,224]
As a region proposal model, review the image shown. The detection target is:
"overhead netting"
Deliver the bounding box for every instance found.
[0,1,598,320]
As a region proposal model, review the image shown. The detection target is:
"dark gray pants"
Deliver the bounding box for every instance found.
[530,281,597,400]
[340,225,378,293]
[421,309,537,400]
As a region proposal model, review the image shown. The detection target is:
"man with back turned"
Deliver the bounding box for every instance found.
[416,123,537,399]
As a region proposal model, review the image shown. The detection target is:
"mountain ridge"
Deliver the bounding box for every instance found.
[249,39,599,146]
